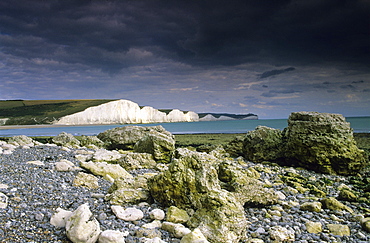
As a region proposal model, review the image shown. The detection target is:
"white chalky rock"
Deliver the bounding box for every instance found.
[141,237,167,243]
[98,230,126,243]
[50,208,73,228]
[149,209,166,220]
[111,206,144,221]
[180,228,209,243]
[269,226,295,242]
[93,149,122,162]
[55,159,78,172]
[66,203,101,243]
[162,221,191,238]
[26,160,44,166]
[0,192,9,209]
[142,220,162,229]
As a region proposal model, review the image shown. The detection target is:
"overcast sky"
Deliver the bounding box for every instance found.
[0,0,369,118]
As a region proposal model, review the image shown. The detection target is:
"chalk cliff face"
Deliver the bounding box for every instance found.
[55,100,199,125]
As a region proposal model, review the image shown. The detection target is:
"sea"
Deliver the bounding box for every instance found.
[0,117,369,137]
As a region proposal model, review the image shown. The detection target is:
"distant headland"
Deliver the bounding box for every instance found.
[0,99,257,126]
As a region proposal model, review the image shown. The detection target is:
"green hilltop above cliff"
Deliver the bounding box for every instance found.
[0,99,116,125]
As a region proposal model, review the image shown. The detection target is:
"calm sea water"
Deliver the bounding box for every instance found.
[0,117,369,137]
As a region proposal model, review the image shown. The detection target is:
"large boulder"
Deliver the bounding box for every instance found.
[243,126,283,162]
[97,125,173,150]
[148,148,249,242]
[282,111,366,175]
[133,130,175,163]
[8,135,37,146]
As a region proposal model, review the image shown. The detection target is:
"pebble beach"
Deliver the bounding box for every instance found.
[0,135,369,242]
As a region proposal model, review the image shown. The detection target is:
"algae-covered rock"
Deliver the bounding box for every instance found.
[218,160,279,207]
[134,130,175,163]
[148,148,221,209]
[78,135,105,148]
[321,197,354,213]
[106,173,155,205]
[166,206,190,223]
[52,132,80,148]
[148,148,249,242]
[305,221,322,233]
[300,202,322,213]
[282,111,366,175]
[338,189,357,202]
[327,224,351,236]
[360,217,370,233]
[187,190,248,243]
[97,125,172,150]
[80,161,132,182]
[117,152,157,170]
[8,135,36,146]
[243,126,283,162]
[73,172,99,189]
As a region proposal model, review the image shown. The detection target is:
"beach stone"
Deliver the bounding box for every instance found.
[111,206,144,221]
[166,206,190,223]
[93,149,122,162]
[141,237,166,243]
[106,174,153,205]
[149,209,166,220]
[73,172,99,189]
[327,224,350,236]
[300,202,322,212]
[136,228,162,238]
[282,111,366,175]
[243,126,283,162]
[321,197,354,213]
[55,159,79,172]
[142,220,162,229]
[97,125,172,150]
[26,160,44,166]
[360,217,370,232]
[98,230,126,243]
[269,226,295,242]
[338,189,357,202]
[78,135,105,148]
[117,152,157,170]
[8,135,35,146]
[180,228,209,243]
[0,192,8,209]
[246,239,264,243]
[66,203,101,243]
[133,130,176,163]
[50,208,73,228]
[52,132,80,148]
[305,221,322,233]
[80,161,132,182]
[161,222,191,238]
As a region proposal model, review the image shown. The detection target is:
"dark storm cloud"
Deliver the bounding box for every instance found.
[261,88,301,98]
[260,67,296,79]
[1,0,369,73]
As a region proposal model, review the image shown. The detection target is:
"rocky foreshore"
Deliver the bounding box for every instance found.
[0,111,369,243]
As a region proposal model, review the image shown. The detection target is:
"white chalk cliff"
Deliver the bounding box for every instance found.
[55,100,200,125]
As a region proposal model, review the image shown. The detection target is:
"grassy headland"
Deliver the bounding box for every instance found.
[0,99,116,125]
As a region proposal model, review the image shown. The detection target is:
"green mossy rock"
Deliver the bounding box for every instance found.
[52,132,80,148]
[134,130,175,163]
[243,126,283,162]
[283,112,366,175]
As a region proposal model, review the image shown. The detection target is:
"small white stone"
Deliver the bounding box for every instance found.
[111,206,144,221]
[0,184,8,189]
[50,208,73,228]
[149,209,166,220]
[26,160,44,166]
[0,192,9,209]
[55,159,77,172]
[98,230,126,243]
[180,228,209,243]
[142,220,162,229]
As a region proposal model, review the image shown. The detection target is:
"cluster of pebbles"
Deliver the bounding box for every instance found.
[0,139,369,242]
